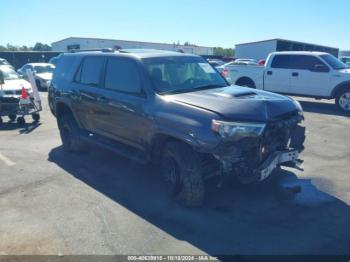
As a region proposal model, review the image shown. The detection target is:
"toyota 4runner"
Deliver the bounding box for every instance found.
[49,49,305,206]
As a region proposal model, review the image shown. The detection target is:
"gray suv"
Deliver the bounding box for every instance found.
[49,49,305,206]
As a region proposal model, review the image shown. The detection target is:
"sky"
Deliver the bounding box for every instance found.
[1,0,349,50]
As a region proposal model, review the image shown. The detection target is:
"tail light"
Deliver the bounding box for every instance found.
[221,68,228,78]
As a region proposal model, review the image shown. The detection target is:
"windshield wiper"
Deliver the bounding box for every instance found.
[160,84,227,95]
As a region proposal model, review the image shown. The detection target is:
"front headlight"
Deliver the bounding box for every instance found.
[211,120,266,140]
[292,99,304,117]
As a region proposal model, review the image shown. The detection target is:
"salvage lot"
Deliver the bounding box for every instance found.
[0,93,350,255]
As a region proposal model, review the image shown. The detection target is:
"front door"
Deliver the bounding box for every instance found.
[100,57,150,152]
[288,55,331,96]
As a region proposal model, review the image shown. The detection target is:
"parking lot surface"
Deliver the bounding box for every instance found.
[0,93,350,255]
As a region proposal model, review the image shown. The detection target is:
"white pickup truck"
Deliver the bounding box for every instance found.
[223,51,350,112]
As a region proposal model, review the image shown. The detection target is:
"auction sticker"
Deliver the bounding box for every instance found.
[198,63,216,73]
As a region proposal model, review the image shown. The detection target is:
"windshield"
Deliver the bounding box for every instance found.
[34,65,55,74]
[321,54,349,70]
[1,67,20,80]
[143,56,227,94]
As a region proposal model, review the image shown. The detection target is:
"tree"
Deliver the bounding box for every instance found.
[33,42,52,51]
[213,47,235,56]
[0,43,51,51]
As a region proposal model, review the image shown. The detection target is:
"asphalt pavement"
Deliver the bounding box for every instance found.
[0,93,349,255]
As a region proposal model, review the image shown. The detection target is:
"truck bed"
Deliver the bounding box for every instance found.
[225,64,265,89]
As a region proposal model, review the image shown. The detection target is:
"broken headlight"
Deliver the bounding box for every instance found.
[211,120,266,140]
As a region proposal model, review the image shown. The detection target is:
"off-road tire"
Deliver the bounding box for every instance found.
[161,141,204,207]
[58,114,87,153]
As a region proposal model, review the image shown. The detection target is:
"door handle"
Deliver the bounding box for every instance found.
[267,71,273,75]
[292,72,299,77]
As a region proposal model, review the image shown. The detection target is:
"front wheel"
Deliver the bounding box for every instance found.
[58,114,87,153]
[161,142,204,207]
[335,88,350,113]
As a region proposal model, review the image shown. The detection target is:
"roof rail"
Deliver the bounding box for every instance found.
[68,48,116,53]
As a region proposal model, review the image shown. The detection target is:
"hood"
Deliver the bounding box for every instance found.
[36,72,52,81]
[1,79,32,91]
[168,86,299,122]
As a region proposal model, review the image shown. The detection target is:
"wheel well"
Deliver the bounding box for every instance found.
[235,77,256,88]
[55,103,73,119]
[150,134,193,162]
[333,83,350,98]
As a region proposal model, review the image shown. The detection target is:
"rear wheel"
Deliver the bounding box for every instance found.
[161,141,204,207]
[32,113,40,122]
[335,88,350,113]
[58,114,87,153]
[17,117,25,127]
[236,78,256,88]
[8,114,16,122]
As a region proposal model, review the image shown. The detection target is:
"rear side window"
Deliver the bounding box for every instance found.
[104,58,141,94]
[289,55,326,70]
[271,55,292,69]
[54,55,81,81]
[77,56,105,86]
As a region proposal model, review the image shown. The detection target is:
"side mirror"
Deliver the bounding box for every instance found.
[0,71,4,85]
[312,64,329,73]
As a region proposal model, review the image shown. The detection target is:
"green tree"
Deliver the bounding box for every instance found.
[213,47,235,56]
[33,42,52,51]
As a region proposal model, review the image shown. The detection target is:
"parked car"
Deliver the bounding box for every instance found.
[224,51,350,112]
[49,54,63,66]
[207,59,226,67]
[216,59,259,78]
[340,56,350,66]
[0,58,14,69]
[49,50,305,206]
[0,65,33,124]
[17,63,55,91]
[231,59,258,65]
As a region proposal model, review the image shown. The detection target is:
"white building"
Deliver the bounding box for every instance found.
[235,39,339,60]
[51,37,214,55]
[340,50,350,57]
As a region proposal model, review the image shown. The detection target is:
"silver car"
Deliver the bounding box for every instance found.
[17,63,55,91]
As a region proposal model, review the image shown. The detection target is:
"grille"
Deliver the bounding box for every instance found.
[4,90,22,95]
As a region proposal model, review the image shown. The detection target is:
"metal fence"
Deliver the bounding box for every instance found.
[0,51,62,69]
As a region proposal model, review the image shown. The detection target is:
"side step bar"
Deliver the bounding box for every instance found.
[80,134,148,164]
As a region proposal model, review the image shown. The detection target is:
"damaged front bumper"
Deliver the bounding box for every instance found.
[258,149,301,181]
[212,118,306,183]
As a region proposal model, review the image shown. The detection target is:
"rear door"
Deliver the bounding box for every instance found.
[100,57,150,152]
[263,55,292,93]
[72,55,106,133]
[288,55,331,96]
